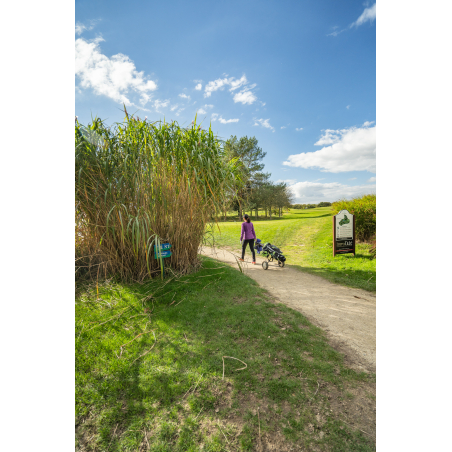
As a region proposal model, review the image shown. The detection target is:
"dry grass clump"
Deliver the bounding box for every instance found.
[75,110,239,282]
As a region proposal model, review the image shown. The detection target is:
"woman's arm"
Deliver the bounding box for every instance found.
[252,224,256,239]
[240,223,244,242]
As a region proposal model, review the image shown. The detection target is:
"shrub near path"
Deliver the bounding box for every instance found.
[76,257,375,451]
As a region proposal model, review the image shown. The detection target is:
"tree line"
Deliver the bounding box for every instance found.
[291,202,332,209]
[223,135,333,220]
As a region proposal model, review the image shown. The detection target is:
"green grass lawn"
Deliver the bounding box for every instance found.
[76,257,376,451]
[207,207,376,292]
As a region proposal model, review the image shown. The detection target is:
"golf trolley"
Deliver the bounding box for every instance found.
[259,242,286,270]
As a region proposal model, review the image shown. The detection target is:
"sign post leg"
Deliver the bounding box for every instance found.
[333,216,336,257]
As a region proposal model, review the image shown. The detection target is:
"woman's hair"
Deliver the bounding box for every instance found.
[244,214,250,223]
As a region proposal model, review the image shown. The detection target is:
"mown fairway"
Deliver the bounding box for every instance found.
[76,256,375,451]
[207,207,376,292]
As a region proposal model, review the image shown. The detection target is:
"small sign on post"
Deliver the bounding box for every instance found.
[154,243,172,278]
[333,210,355,256]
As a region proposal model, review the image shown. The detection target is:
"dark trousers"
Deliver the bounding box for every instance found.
[242,239,256,261]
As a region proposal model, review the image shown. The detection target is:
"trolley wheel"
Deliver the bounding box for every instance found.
[262,261,269,270]
[278,260,285,268]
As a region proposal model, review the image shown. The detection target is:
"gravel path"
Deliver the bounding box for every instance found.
[200,246,376,373]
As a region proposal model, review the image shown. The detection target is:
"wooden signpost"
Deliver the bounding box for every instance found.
[154,243,172,278]
[333,210,355,256]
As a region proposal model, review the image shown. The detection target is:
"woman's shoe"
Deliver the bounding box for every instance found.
[239,258,244,261]
[252,261,256,264]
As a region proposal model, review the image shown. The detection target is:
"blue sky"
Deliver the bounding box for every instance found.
[75,0,376,204]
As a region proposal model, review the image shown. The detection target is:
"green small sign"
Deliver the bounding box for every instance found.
[154,249,172,259]
[154,243,172,259]
[154,243,172,278]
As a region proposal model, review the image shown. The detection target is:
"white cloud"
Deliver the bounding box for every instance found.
[203,75,247,97]
[327,28,346,37]
[260,102,266,107]
[197,104,214,115]
[154,99,170,112]
[229,75,248,91]
[348,177,357,181]
[367,176,376,182]
[211,113,239,124]
[204,78,228,97]
[219,117,239,124]
[233,87,257,105]
[75,36,157,106]
[281,126,286,129]
[328,3,376,37]
[363,120,374,127]
[170,104,179,111]
[179,93,190,100]
[75,21,98,35]
[195,83,202,90]
[351,4,376,28]
[175,107,185,116]
[253,118,275,132]
[204,74,257,104]
[314,129,345,146]
[289,181,376,204]
[209,113,238,123]
[75,23,88,35]
[346,105,350,109]
[296,127,303,131]
[283,123,376,173]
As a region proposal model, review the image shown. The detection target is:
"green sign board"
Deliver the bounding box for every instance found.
[154,243,172,278]
[154,243,172,259]
[333,210,355,256]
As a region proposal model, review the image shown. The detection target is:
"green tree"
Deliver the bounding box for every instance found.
[259,181,276,218]
[246,171,271,218]
[274,183,295,217]
[224,136,267,220]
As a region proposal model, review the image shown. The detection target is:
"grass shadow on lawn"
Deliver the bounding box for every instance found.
[76,257,376,451]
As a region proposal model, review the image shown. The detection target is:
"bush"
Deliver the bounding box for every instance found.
[75,112,239,282]
[332,194,376,242]
[370,234,376,259]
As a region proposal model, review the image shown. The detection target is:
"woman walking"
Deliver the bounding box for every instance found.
[239,214,256,264]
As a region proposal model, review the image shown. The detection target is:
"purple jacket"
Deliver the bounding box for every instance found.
[240,221,256,241]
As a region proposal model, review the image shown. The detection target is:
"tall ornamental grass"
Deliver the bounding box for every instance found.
[75,111,240,282]
[332,193,376,242]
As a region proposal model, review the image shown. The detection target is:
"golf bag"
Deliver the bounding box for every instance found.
[262,242,286,262]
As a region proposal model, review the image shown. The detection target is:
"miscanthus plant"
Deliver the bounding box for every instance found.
[75,110,240,282]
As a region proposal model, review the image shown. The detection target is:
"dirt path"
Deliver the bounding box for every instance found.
[200,246,376,373]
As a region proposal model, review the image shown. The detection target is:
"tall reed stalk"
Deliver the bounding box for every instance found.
[75,110,240,281]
